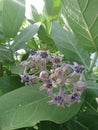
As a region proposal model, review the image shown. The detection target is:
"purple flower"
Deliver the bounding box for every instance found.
[30,50,36,56]
[20,75,29,84]
[71,93,80,102]
[40,79,53,90]
[40,52,48,58]
[53,57,61,63]
[29,75,39,83]
[47,88,65,107]
[74,65,84,73]
[63,93,81,106]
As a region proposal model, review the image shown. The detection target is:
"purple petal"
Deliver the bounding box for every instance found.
[39,85,46,90]
[59,88,65,96]
[47,90,55,99]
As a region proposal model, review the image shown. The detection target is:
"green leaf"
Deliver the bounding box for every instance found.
[0,76,23,96]
[77,109,98,130]
[39,121,67,130]
[9,64,24,75]
[0,84,83,130]
[2,0,25,37]
[11,23,40,51]
[0,45,14,63]
[51,23,90,68]
[86,81,98,99]
[44,0,61,20]
[0,0,3,11]
[38,25,54,45]
[61,0,98,52]
[66,119,89,130]
[27,5,41,23]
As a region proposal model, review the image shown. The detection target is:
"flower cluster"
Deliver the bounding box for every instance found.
[20,50,86,108]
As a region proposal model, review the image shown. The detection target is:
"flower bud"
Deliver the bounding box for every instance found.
[56,78,65,86]
[30,75,39,83]
[76,81,86,91]
[55,67,63,78]
[39,71,49,81]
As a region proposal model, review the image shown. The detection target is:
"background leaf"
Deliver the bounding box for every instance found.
[0,76,23,96]
[51,23,90,68]
[61,0,98,52]
[2,0,25,37]
[27,5,41,24]
[0,84,83,130]
[44,0,61,20]
[11,23,40,51]
[0,45,14,63]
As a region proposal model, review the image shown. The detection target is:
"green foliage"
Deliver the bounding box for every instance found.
[0,45,14,63]
[44,0,61,20]
[51,23,90,68]
[0,0,98,130]
[0,84,83,130]
[11,23,40,51]
[0,76,23,96]
[2,0,25,37]
[61,0,98,52]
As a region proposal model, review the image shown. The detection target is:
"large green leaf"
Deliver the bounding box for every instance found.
[11,23,40,51]
[2,0,25,37]
[9,64,24,75]
[0,0,3,11]
[61,0,98,52]
[51,23,90,68]
[0,45,14,63]
[86,81,98,100]
[0,84,83,130]
[0,76,23,96]
[44,0,61,20]
[77,109,98,130]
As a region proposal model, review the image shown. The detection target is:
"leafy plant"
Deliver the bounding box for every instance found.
[0,0,98,130]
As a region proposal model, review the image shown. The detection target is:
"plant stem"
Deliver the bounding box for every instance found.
[89,52,98,72]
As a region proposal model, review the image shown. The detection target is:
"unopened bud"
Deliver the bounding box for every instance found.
[39,71,49,81]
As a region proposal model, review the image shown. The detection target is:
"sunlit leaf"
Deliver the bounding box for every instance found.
[44,0,61,20]
[0,45,14,63]
[61,0,98,52]
[51,23,90,68]
[2,0,25,37]
[11,23,40,51]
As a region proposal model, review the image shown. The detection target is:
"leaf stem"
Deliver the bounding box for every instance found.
[89,52,98,72]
